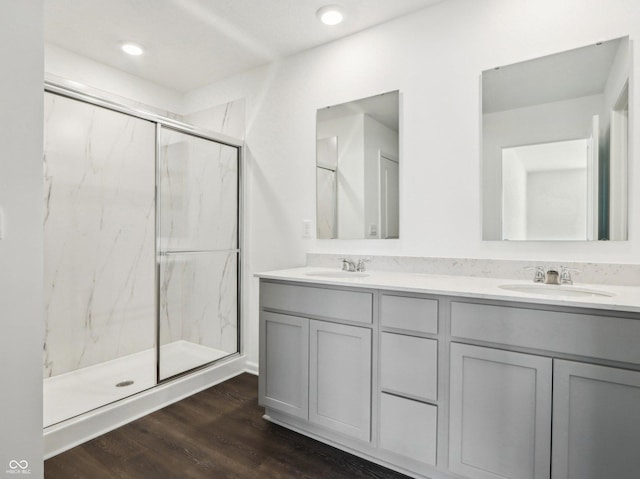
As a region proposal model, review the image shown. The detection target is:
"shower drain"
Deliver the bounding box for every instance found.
[115,380,135,388]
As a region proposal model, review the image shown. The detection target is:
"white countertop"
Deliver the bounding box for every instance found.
[256,267,640,314]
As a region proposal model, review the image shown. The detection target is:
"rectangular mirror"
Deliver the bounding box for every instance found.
[316,90,399,239]
[482,36,630,241]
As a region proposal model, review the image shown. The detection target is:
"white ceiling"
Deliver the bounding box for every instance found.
[45,0,445,92]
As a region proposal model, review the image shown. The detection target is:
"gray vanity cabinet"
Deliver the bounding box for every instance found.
[449,343,552,479]
[552,360,640,479]
[378,293,439,469]
[259,276,640,479]
[309,320,372,441]
[450,300,640,479]
[259,311,309,419]
[259,280,374,442]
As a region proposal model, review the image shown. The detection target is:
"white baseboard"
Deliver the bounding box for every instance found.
[44,355,247,459]
[244,361,259,375]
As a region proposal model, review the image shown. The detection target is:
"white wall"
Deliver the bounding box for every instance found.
[0,1,44,476]
[182,0,640,368]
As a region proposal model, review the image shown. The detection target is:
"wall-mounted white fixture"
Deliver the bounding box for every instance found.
[302,219,313,238]
[121,43,144,56]
[316,5,345,25]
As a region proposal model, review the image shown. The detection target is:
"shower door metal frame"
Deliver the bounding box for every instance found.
[155,124,242,382]
[44,79,244,388]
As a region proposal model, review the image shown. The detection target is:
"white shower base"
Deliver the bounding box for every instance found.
[44,340,231,427]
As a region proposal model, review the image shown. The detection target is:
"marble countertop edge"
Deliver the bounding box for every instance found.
[255,267,640,314]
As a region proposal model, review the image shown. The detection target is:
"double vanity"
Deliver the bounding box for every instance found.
[290,29,634,479]
[257,266,640,479]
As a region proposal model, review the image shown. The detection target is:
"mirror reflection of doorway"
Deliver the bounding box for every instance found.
[379,153,399,239]
[501,139,590,241]
[609,82,629,240]
[316,136,339,239]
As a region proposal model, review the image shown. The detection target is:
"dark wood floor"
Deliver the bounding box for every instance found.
[45,373,410,479]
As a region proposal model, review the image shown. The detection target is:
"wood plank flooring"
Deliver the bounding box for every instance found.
[45,373,410,479]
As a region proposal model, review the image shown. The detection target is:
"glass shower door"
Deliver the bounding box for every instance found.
[158,127,239,380]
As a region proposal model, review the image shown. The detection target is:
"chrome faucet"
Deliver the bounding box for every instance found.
[526,266,546,283]
[528,266,578,285]
[340,258,357,272]
[356,258,370,272]
[340,257,370,273]
[559,266,579,285]
[544,269,560,285]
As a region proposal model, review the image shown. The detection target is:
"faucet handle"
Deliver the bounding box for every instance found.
[559,266,580,285]
[525,266,546,283]
[356,258,371,272]
[339,257,356,272]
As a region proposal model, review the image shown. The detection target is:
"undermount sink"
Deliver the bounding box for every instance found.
[499,283,615,298]
[305,271,369,279]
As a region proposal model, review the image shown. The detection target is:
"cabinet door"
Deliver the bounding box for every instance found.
[449,343,552,479]
[309,320,372,441]
[259,312,309,419]
[552,360,640,479]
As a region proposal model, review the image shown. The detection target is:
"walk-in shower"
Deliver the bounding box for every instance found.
[42,83,241,428]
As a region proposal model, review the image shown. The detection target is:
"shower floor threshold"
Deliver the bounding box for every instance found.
[44,340,232,428]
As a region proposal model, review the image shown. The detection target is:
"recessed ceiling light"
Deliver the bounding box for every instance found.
[121,43,144,56]
[316,5,344,26]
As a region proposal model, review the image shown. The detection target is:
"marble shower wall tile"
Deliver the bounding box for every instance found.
[307,254,640,286]
[159,128,238,252]
[159,251,238,377]
[43,92,156,378]
[184,98,245,140]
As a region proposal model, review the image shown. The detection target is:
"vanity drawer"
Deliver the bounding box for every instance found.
[451,302,640,364]
[260,281,373,324]
[380,294,438,334]
[380,332,437,401]
[379,393,437,466]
